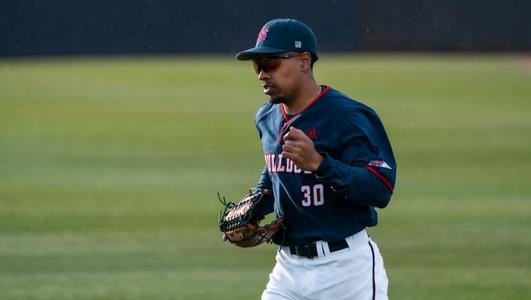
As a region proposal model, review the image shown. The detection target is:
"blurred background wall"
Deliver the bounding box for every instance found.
[2,0,530,57]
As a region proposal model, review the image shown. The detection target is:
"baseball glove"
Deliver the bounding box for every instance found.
[218,189,284,248]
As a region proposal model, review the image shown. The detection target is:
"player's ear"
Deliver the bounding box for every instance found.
[299,52,312,73]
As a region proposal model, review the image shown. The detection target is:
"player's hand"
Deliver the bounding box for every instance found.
[282,127,323,172]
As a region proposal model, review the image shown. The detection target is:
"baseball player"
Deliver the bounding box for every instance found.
[233,18,397,300]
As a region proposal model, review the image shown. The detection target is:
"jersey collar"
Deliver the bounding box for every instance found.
[280,85,330,122]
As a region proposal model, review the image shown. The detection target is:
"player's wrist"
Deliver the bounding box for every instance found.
[309,153,324,172]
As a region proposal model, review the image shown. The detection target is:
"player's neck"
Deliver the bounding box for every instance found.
[282,80,321,115]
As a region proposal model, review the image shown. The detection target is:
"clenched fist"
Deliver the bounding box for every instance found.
[281,127,323,172]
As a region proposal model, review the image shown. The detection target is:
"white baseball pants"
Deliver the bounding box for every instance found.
[262,230,389,300]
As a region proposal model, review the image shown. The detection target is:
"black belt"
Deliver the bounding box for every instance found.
[288,239,349,258]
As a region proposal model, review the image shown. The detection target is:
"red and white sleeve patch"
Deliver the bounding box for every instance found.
[368,160,392,170]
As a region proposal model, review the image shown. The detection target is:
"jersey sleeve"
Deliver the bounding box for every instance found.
[254,166,275,218]
[256,166,272,191]
[314,109,396,208]
[254,108,275,217]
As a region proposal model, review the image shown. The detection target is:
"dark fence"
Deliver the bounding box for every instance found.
[1,0,530,56]
[356,0,531,51]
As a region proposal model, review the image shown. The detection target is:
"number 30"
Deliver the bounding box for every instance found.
[301,184,324,207]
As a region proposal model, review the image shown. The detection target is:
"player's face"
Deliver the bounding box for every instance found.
[253,53,303,103]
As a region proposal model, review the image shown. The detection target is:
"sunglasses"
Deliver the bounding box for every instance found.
[252,52,302,74]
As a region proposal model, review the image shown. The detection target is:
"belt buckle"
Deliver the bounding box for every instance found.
[298,244,311,257]
[328,239,349,253]
[290,243,317,258]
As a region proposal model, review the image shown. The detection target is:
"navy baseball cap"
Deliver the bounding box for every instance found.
[236,19,318,61]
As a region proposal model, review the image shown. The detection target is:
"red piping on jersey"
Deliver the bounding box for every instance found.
[277,117,299,145]
[280,85,330,122]
[277,85,330,145]
[280,103,289,122]
[366,166,394,193]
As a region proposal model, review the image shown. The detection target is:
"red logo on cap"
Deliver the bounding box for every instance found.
[256,26,269,45]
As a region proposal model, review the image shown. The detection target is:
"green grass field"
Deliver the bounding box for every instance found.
[1,54,530,299]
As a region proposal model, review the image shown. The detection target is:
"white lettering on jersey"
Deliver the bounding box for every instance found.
[276,154,285,172]
[264,154,311,174]
[286,158,293,172]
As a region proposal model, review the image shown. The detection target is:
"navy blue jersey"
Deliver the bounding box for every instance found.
[254,86,396,246]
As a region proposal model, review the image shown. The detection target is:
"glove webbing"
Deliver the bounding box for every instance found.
[218,193,263,232]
